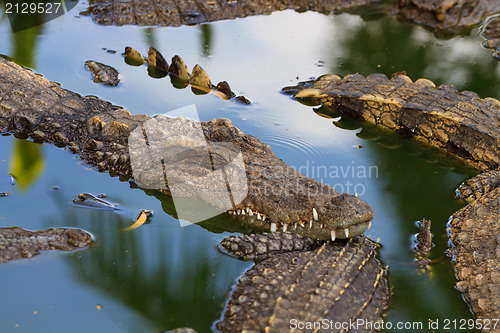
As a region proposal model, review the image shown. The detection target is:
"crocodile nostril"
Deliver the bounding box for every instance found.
[331,193,352,205]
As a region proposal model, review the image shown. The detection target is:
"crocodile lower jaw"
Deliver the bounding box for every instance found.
[228,206,371,241]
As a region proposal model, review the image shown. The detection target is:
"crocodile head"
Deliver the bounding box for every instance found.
[127,116,373,241]
[202,118,374,241]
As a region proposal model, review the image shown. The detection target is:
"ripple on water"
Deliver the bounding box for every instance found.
[260,133,328,159]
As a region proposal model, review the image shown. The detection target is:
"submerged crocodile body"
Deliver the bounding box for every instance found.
[481,15,500,61]
[0,227,93,263]
[217,233,388,332]
[397,0,500,30]
[123,46,250,103]
[85,60,120,86]
[89,0,376,27]
[285,74,500,328]
[88,0,500,31]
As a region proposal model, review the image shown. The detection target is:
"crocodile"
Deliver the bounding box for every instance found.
[283,73,500,171]
[456,169,500,202]
[0,55,372,241]
[217,233,388,332]
[0,227,94,263]
[87,0,500,32]
[449,183,500,323]
[0,55,386,329]
[88,0,377,27]
[285,73,500,327]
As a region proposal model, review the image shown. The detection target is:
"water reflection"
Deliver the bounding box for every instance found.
[3,3,43,67]
[332,14,500,98]
[138,186,262,235]
[199,24,213,58]
[9,138,45,190]
[47,187,246,331]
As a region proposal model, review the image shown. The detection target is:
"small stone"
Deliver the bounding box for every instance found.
[87,139,104,150]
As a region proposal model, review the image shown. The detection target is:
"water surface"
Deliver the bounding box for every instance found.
[0,3,498,332]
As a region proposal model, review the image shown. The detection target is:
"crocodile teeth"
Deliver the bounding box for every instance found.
[294,223,297,230]
[344,228,349,238]
[262,215,266,222]
[298,221,305,228]
[309,219,313,229]
[248,209,254,216]
[270,223,277,233]
[246,207,250,213]
[228,210,233,215]
[320,224,324,229]
[368,222,372,229]
[237,209,241,215]
[331,229,336,241]
[283,223,288,232]
[257,213,262,220]
[241,210,245,215]
[312,208,318,221]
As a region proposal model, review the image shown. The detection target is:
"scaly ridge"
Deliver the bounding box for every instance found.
[284,72,500,170]
[216,236,388,332]
[219,232,322,260]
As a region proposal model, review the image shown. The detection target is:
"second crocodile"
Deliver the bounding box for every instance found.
[0,227,93,263]
[284,73,500,328]
[217,233,388,332]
